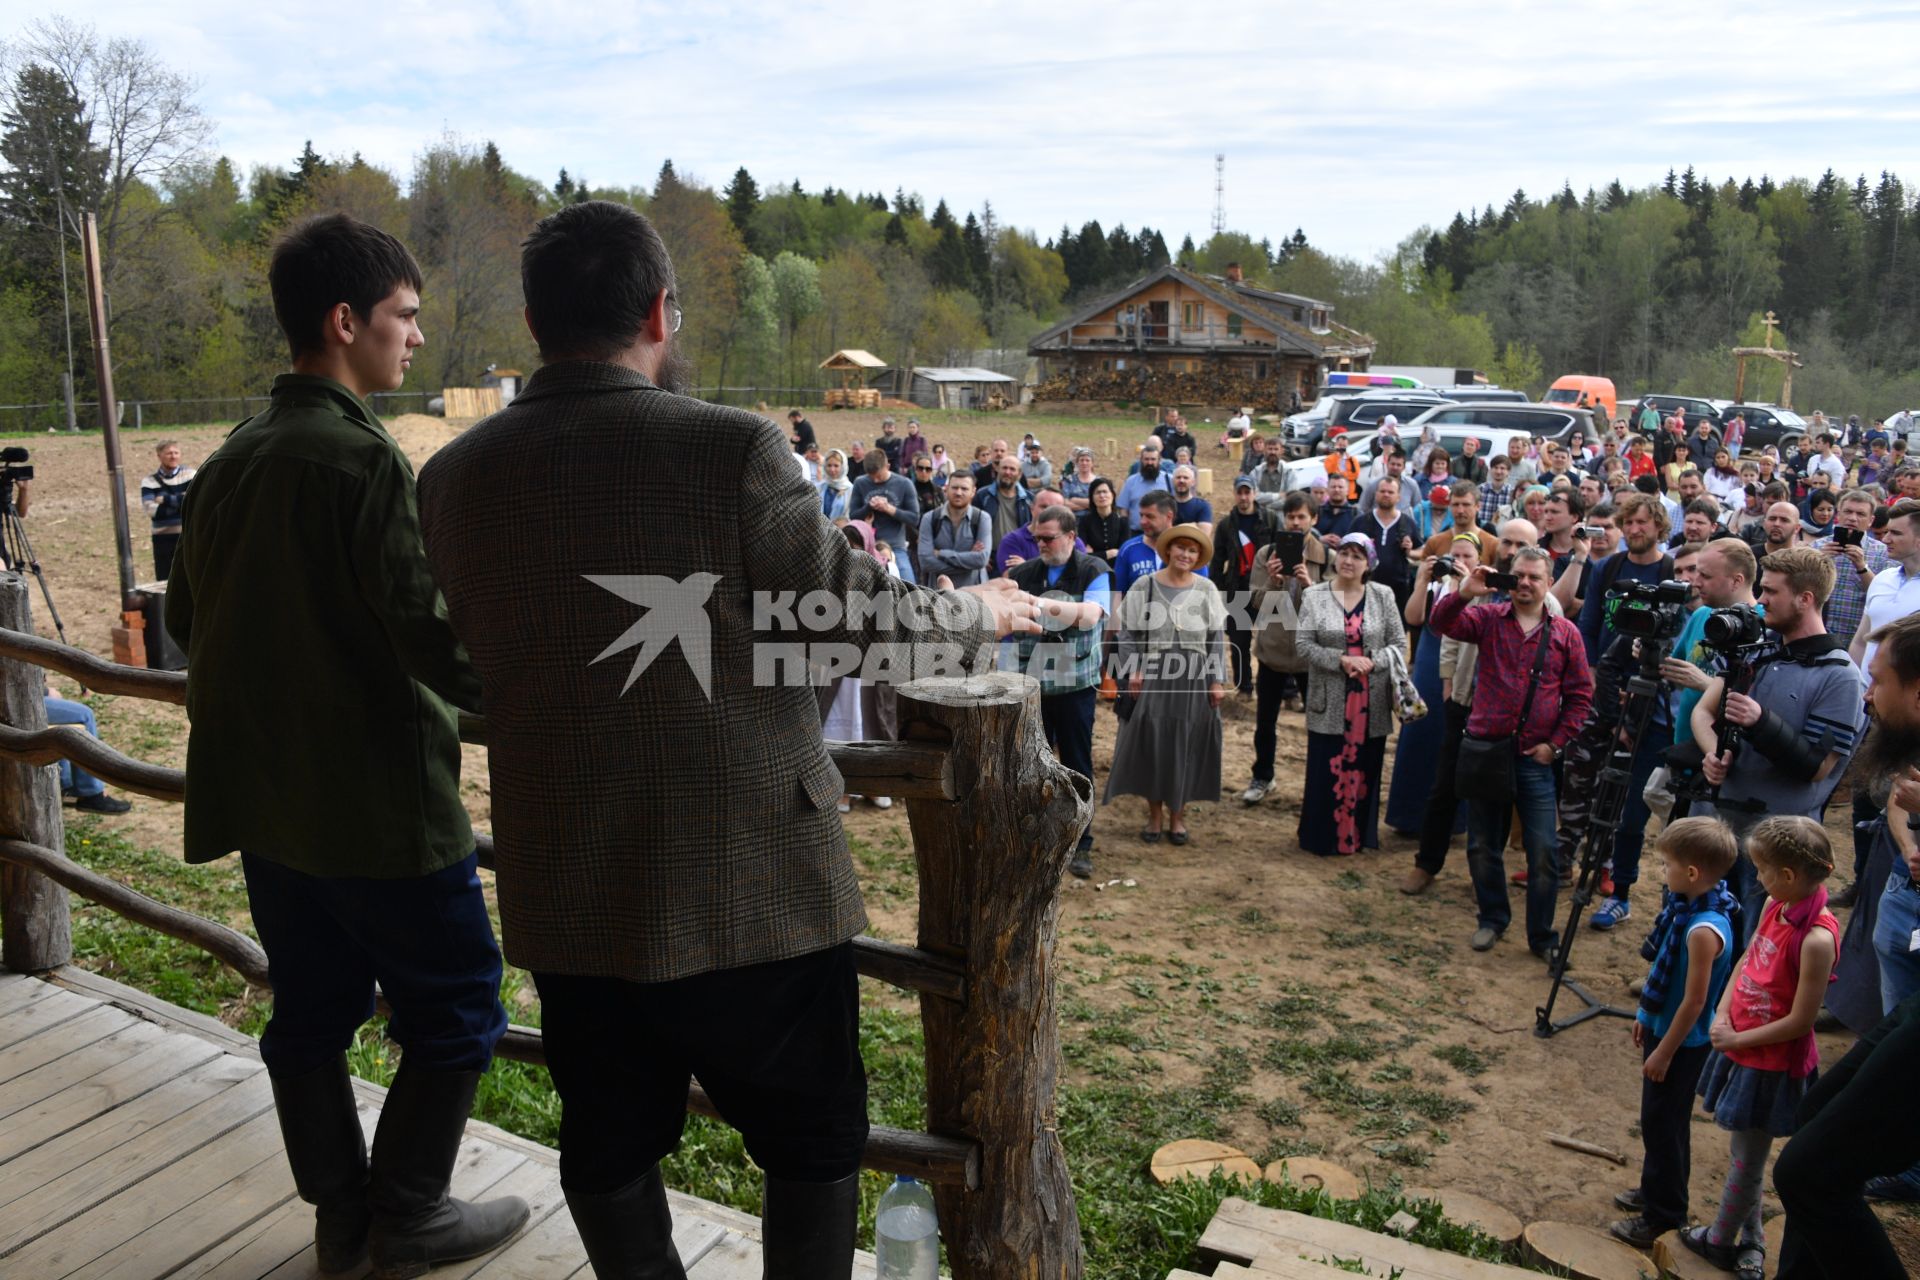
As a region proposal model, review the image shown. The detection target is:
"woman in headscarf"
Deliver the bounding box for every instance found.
[1386,529,1483,836]
[1296,532,1406,856]
[1104,524,1225,844]
[1409,424,1443,476]
[818,448,853,523]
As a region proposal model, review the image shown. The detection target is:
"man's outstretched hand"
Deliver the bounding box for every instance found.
[960,578,1044,636]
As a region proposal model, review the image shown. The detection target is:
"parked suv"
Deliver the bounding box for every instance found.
[1284,390,1448,456]
[1710,402,1809,454]
[1400,401,1597,445]
[1629,394,1722,435]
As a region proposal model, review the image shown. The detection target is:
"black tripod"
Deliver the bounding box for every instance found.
[1,496,68,645]
[1536,638,1668,1037]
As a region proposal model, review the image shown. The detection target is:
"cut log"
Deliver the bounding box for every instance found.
[1404,1187,1524,1248]
[1148,1138,1260,1186]
[1261,1157,1361,1199]
[1522,1221,1658,1280]
[1198,1197,1546,1277]
[1652,1229,1739,1280]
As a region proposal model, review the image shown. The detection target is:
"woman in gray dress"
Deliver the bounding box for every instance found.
[1104,524,1226,844]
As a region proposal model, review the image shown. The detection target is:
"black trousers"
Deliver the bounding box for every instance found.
[1638,1038,1712,1231]
[1224,614,1254,693]
[1251,663,1301,784]
[1774,992,1920,1279]
[1041,686,1096,849]
[533,942,868,1194]
[1415,701,1470,874]
[151,532,179,581]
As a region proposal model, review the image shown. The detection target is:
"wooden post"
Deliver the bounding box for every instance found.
[897,672,1092,1279]
[82,212,138,605]
[0,575,70,972]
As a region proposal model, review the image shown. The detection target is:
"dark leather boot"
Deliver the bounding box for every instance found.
[270,1056,371,1273]
[366,1063,530,1278]
[564,1165,688,1279]
[761,1172,859,1280]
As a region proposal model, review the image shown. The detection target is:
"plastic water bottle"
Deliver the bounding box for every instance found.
[874,1174,939,1279]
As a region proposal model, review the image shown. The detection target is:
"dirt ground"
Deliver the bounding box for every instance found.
[16,408,1919,1269]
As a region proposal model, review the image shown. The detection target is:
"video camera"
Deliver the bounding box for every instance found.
[1701,604,1767,652]
[0,446,31,484]
[1604,579,1692,643]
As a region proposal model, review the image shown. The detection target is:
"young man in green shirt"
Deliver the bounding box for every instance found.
[167,214,526,1275]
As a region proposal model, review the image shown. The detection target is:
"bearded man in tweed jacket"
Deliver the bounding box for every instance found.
[417,201,1038,1279]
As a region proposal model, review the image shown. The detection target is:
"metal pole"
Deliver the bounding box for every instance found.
[81,212,138,603]
[60,371,76,434]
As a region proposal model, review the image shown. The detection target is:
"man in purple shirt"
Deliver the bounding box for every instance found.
[1430,547,1595,957]
[995,489,1085,576]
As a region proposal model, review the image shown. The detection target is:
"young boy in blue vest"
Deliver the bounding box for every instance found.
[1610,817,1740,1249]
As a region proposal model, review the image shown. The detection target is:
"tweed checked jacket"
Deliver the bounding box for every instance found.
[417,361,995,984]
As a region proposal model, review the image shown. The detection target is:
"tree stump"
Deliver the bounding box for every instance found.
[1652,1229,1739,1280]
[1149,1139,1260,1186]
[1404,1187,1524,1247]
[0,574,68,972]
[1523,1221,1658,1280]
[899,673,1093,1280]
[1262,1158,1361,1199]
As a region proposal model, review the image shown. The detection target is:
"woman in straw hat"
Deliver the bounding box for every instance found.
[1296,532,1406,856]
[1103,523,1225,845]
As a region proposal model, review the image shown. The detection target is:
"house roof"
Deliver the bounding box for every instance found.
[910,367,1015,383]
[819,348,888,370]
[1025,264,1375,359]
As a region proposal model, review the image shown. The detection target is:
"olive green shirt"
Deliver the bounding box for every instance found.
[165,374,482,877]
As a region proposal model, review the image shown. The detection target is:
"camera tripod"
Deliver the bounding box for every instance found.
[1535,638,1668,1037]
[1,502,68,646]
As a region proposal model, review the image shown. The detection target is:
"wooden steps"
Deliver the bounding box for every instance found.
[0,967,877,1278]
[1197,1195,1557,1280]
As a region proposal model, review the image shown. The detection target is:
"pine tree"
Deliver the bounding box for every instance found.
[1143,229,1171,269]
[1557,182,1578,212]
[884,212,908,247]
[1177,233,1196,267]
[930,222,971,290]
[1663,168,1678,198]
[961,212,990,289]
[553,168,574,200]
[723,167,760,240]
[929,198,956,232]
[0,62,104,257]
[655,158,681,197]
[1603,179,1630,210]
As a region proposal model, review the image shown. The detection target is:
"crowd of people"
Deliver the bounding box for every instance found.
[791,401,1920,1277]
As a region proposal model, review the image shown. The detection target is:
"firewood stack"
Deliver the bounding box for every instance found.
[1035,361,1277,408]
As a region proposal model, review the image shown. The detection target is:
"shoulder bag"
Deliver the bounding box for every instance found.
[1453,614,1554,808]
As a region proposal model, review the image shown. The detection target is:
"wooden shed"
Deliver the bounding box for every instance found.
[820,349,887,409]
[871,367,1018,411]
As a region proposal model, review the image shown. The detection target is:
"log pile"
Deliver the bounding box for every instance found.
[1035,360,1277,408]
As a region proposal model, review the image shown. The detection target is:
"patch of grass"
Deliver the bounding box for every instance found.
[1433,1044,1500,1078]
[1370,1062,1414,1084]
[1256,1097,1302,1128]
[1320,927,1452,967]
[1334,871,1366,891]
[1262,982,1336,1032]
[1264,1029,1384,1075]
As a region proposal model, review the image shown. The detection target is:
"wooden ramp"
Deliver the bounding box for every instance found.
[0,967,877,1278]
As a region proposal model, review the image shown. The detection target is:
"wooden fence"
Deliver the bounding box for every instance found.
[0,573,1092,1277]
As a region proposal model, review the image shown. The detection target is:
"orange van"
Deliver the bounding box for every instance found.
[1545,374,1617,424]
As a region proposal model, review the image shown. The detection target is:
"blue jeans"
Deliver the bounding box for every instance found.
[44,696,104,797]
[241,852,507,1077]
[1466,757,1561,947]
[1873,872,1920,1017]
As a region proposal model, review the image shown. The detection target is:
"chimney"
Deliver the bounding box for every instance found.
[1225,262,1244,284]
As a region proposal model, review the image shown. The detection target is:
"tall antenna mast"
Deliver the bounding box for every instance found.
[1211,153,1226,235]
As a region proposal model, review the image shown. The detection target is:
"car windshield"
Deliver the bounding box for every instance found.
[1543,389,1579,404]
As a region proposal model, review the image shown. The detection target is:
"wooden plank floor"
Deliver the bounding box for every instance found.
[0,968,878,1279]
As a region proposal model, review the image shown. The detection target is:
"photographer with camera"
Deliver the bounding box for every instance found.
[0,446,31,569]
[1577,492,1674,663]
[1693,547,1866,931]
[1431,548,1593,955]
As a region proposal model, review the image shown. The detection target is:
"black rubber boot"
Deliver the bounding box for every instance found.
[270,1056,371,1274]
[366,1063,530,1278]
[564,1165,688,1279]
[761,1172,860,1280]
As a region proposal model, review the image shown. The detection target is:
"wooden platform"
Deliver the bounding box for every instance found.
[0,967,876,1278]
[1196,1196,1554,1280]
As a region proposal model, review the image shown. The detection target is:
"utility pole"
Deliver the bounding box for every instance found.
[1211,154,1226,237]
[81,212,137,605]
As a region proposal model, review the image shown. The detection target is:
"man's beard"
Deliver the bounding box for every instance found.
[1856,716,1920,787]
[1140,465,1160,480]
[654,336,696,396]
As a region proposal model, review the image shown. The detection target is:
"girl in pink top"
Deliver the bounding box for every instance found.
[1685,816,1839,1280]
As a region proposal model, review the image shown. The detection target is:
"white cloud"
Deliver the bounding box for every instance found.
[24,0,1920,257]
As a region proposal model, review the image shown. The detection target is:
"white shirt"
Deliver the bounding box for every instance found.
[1861,562,1920,671]
[1809,452,1846,488]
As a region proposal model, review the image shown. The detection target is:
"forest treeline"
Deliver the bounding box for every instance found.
[4,19,1918,418]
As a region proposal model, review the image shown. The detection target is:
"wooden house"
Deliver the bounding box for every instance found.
[1027,264,1375,410]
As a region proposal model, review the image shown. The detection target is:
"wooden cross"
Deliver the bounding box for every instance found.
[1761,310,1779,350]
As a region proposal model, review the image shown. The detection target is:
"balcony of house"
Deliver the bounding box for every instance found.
[1048,319,1274,352]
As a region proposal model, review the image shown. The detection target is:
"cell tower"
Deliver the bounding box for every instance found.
[1211,153,1226,235]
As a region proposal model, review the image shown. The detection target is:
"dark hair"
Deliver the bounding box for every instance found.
[1380,442,1405,460]
[1634,474,1660,495]
[862,450,887,476]
[1547,489,1588,518]
[269,213,423,360]
[1448,480,1477,501]
[1088,477,1116,504]
[788,409,803,420]
[522,200,674,361]
[1138,490,1177,516]
[1590,502,1616,521]
[1870,613,1920,685]
[1683,497,1719,520]
[1282,491,1316,516]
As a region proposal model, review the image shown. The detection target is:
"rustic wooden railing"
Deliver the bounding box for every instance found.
[0,573,1093,1277]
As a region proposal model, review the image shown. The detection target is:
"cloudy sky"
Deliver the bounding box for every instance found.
[19,0,1920,258]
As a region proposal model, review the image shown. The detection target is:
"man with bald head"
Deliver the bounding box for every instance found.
[1761,500,1801,554]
